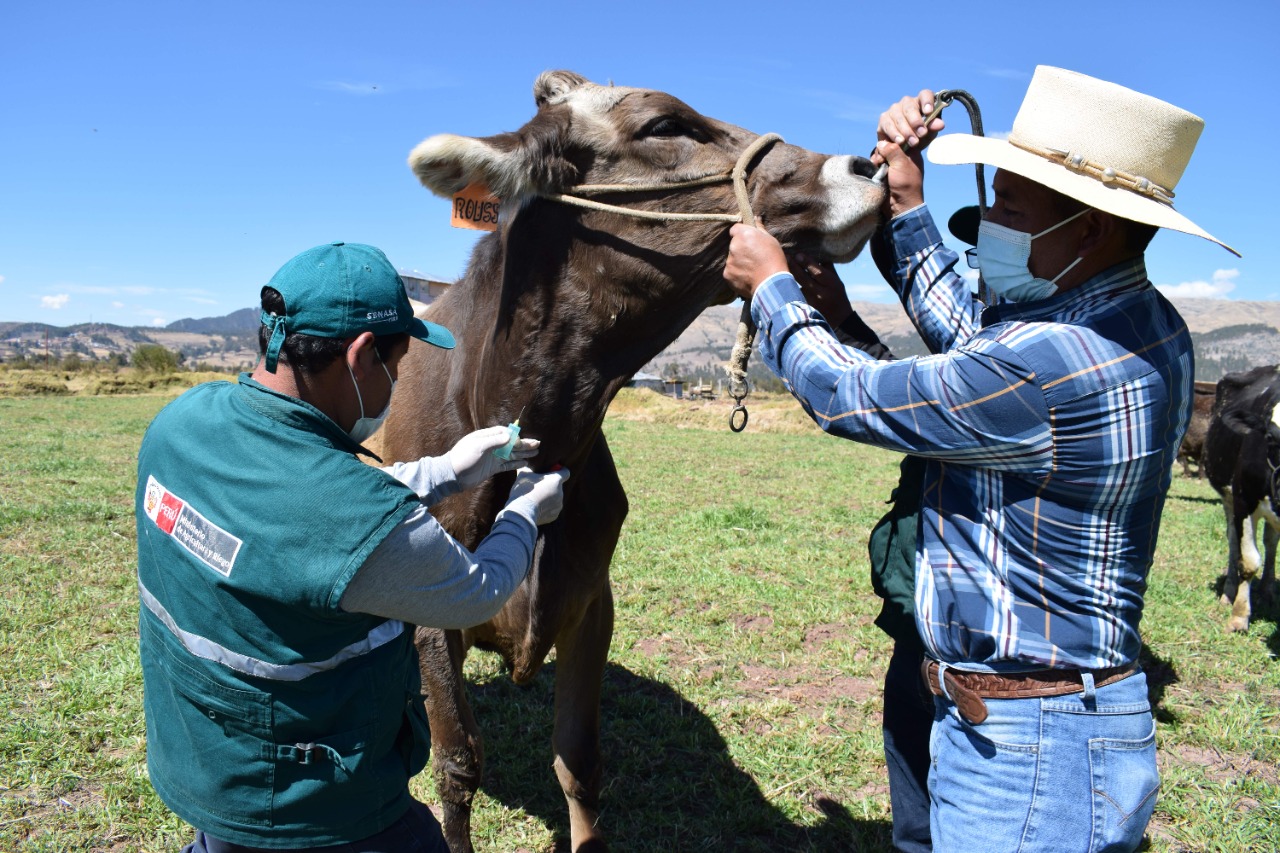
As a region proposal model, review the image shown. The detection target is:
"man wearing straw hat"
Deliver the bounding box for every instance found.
[723,67,1236,851]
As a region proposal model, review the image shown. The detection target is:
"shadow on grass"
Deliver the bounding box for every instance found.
[464,661,892,852]
[1255,587,1280,659]
[1165,492,1221,506]
[1139,643,1181,724]
[1210,575,1280,656]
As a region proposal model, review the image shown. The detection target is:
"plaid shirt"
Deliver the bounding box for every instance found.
[751,206,1193,672]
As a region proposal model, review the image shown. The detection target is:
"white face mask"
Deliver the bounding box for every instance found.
[346,352,395,443]
[975,208,1089,303]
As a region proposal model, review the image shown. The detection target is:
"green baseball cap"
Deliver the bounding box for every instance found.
[260,242,455,372]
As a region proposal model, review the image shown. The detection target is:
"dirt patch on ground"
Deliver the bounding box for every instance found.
[632,637,665,658]
[734,614,775,633]
[802,622,856,653]
[1,781,109,843]
[1163,742,1280,788]
[737,663,880,714]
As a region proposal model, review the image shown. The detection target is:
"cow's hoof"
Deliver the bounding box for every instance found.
[440,802,476,853]
[1227,616,1250,632]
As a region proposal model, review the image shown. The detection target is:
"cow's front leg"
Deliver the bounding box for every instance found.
[1260,521,1280,610]
[552,585,614,853]
[417,626,483,853]
[1220,494,1243,607]
[1228,508,1270,632]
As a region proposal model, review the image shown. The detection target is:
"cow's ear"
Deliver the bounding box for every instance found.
[409,125,578,201]
[533,70,588,107]
[408,133,532,200]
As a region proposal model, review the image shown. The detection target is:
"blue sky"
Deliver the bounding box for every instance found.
[2,0,1275,327]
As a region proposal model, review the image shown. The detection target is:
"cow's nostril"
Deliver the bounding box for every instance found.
[849,156,878,180]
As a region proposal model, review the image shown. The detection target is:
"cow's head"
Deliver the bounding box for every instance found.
[408,70,884,265]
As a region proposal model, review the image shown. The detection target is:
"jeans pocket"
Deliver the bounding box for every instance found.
[1088,720,1159,852]
[931,704,1041,853]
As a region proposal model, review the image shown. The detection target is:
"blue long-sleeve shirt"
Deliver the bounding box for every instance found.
[751,205,1193,672]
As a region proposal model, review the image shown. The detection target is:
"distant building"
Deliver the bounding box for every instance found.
[399,270,453,307]
[626,371,664,392]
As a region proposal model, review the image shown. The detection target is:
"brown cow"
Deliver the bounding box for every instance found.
[379,71,884,852]
[1176,380,1217,478]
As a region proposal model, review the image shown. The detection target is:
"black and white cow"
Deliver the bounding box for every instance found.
[1202,365,1280,632]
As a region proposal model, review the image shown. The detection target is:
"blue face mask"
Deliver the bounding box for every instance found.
[975,208,1088,303]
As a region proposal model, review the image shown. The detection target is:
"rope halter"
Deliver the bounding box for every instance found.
[540,133,786,432]
[542,132,784,224]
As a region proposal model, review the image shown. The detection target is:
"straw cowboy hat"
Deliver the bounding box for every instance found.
[928,66,1238,256]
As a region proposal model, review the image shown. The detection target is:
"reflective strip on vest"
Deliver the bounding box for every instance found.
[138,580,405,682]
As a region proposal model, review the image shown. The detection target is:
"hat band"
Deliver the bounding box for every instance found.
[1007,138,1176,206]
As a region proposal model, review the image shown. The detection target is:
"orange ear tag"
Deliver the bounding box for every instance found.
[450,183,501,231]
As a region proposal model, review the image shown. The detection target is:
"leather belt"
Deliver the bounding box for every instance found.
[921,659,1138,725]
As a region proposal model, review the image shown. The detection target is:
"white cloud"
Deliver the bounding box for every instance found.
[186,296,219,305]
[0,274,6,285]
[316,69,455,97]
[60,283,159,297]
[1156,268,1239,299]
[111,301,124,309]
[318,81,386,96]
[845,283,898,303]
[41,294,70,310]
[151,317,167,327]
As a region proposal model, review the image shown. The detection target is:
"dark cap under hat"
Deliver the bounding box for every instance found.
[948,205,981,247]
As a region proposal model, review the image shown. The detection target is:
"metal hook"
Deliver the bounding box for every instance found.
[729,403,749,433]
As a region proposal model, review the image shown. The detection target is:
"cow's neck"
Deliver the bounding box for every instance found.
[474,203,728,469]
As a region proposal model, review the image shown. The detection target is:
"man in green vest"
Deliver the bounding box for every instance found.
[136,242,569,852]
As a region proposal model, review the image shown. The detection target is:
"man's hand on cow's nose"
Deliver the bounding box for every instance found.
[724,223,788,299]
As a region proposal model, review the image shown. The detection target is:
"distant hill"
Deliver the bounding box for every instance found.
[0,310,261,370]
[164,307,259,336]
[642,298,1280,385]
[8,298,1280,383]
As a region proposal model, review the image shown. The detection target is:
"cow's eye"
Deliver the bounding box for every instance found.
[645,118,689,138]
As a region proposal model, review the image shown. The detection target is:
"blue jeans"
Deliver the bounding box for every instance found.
[181,798,447,853]
[929,670,1158,853]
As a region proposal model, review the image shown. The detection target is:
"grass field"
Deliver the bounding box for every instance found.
[1,388,1277,851]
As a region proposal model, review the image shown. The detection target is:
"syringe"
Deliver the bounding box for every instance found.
[493,407,525,460]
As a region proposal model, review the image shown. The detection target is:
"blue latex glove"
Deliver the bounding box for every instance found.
[447,425,540,489]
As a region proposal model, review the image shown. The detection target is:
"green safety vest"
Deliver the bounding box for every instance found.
[136,376,429,847]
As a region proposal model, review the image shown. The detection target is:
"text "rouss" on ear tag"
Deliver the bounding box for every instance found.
[450,183,501,231]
